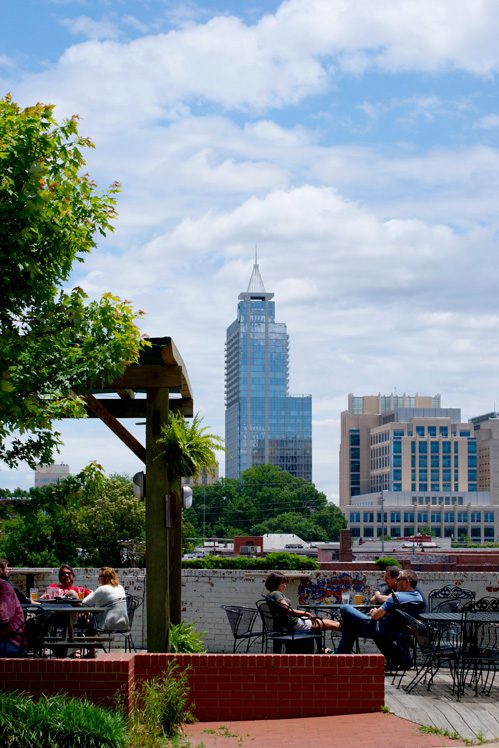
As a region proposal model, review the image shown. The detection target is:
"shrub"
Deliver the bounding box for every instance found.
[169,622,206,653]
[128,661,194,745]
[375,556,401,570]
[0,691,127,748]
[182,552,318,571]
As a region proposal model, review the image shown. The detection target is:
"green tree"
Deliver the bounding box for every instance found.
[252,511,329,542]
[0,466,145,567]
[187,465,336,539]
[0,95,145,468]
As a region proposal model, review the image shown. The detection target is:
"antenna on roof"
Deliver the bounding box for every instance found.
[254,244,258,265]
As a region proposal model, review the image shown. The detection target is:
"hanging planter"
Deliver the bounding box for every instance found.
[156,411,224,493]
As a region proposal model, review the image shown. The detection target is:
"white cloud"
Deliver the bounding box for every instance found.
[60,15,119,40]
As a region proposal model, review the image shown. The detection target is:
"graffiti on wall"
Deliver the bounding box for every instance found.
[298,573,373,605]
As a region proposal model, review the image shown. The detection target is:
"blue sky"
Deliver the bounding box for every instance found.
[2,0,499,499]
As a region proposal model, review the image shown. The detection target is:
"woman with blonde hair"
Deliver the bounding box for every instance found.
[82,567,129,633]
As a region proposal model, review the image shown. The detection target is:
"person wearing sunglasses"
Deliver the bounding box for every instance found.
[335,569,424,669]
[42,564,91,600]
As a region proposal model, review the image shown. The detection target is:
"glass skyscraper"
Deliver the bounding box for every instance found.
[225,260,312,481]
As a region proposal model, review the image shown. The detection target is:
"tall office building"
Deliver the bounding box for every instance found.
[339,394,497,542]
[225,260,312,481]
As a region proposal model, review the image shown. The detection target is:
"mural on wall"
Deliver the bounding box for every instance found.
[298,573,373,605]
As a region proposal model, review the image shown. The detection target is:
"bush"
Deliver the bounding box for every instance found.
[169,622,206,653]
[182,552,318,571]
[374,556,401,570]
[0,691,127,748]
[128,661,194,746]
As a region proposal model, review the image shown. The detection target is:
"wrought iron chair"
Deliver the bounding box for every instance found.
[256,598,323,653]
[395,610,460,694]
[457,597,499,697]
[428,585,475,612]
[110,594,142,652]
[221,605,262,652]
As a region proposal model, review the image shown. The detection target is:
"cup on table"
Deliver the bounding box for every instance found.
[354,593,363,605]
[77,589,86,600]
[341,591,350,605]
[29,587,38,603]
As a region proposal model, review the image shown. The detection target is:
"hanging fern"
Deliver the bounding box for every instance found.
[157,412,224,492]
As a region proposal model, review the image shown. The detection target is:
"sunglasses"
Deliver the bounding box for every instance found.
[60,572,73,577]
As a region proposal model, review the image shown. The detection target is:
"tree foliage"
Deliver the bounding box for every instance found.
[0,95,145,468]
[0,465,145,567]
[185,464,346,542]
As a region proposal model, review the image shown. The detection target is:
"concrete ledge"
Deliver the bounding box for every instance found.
[0,652,385,721]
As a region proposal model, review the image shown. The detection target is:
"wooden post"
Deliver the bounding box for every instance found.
[169,487,182,625]
[146,388,170,652]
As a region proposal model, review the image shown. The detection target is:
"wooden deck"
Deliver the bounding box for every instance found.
[385,670,499,742]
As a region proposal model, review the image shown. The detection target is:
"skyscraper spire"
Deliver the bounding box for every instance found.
[247,256,266,294]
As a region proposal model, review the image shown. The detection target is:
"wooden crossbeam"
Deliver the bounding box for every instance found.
[83,394,146,463]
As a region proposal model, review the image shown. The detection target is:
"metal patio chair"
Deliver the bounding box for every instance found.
[257,598,323,654]
[221,605,262,652]
[428,585,475,612]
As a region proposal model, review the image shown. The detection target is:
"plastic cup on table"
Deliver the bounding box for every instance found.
[354,593,363,605]
[341,591,350,605]
[29,588,38,602]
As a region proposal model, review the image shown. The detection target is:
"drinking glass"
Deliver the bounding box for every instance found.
[29,587,38,602]
[354,593,363,605]
[341,591,350,605]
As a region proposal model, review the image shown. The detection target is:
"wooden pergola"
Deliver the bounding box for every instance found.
[76,336,193,652]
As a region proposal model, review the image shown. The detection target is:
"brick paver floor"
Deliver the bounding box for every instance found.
[182,712,469,748]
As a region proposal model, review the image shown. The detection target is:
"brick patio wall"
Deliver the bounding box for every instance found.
[0,652,385,721]
[10,568,499,652]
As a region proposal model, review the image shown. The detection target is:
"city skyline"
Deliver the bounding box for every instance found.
[2,1,499,498]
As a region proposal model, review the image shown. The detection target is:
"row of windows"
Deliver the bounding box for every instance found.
[351,527,495,539]
[350,510,494,523]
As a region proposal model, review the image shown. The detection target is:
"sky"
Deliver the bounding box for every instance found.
[2,0,499,500]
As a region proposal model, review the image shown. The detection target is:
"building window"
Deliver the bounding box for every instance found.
[440,426,449,437]
[484,512,494,523]
[471,511,481,523]
[350,512,360,523]
[404,512,414,522]
[390,512,401,523]
[416,426,425,437]
[363,512,374,523]
[417,512,428,523]
[431,512,441,523]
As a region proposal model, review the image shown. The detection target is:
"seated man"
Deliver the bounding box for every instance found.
[336,569,424,668]
[370,565,400,604]
[0,578,25,657]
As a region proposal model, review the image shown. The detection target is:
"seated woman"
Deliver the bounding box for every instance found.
[43,563,91,599]
[82,567,129,633]
[0,578,25,656]
[265,572,340,633]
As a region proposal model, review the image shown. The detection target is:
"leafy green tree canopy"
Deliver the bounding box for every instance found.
[186,464,346,542]
[0,95,145,467]
[0,464,145,567]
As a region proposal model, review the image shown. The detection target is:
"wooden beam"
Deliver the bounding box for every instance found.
[83,394,146,463]
[111,365,182,389]
[146,388,171,652]
[82,398,193,419]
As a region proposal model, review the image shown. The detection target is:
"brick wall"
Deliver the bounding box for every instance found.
[135,653,384,720]
[0,652,385,721]
[0,653,135,710]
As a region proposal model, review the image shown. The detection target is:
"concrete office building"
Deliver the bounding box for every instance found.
[225,260,312,481]
[340,394,498,542]
[34,463,70,488]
